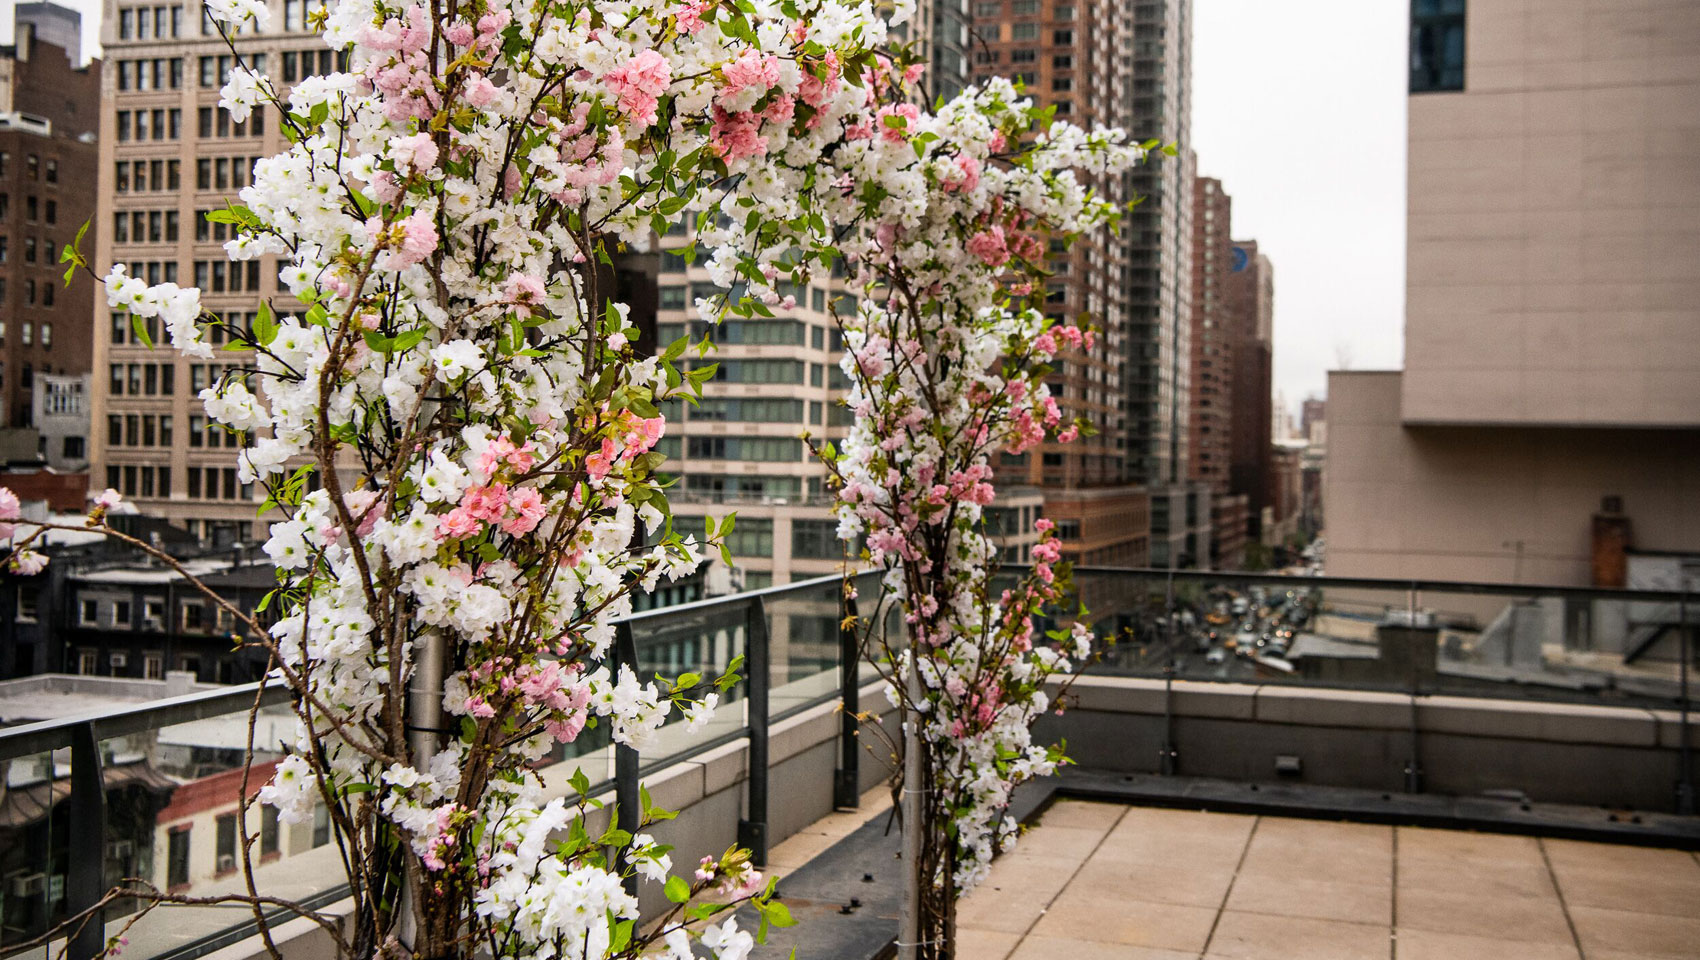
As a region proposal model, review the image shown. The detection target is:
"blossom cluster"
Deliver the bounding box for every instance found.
[90,0,906,954]
[812,76,1144,895]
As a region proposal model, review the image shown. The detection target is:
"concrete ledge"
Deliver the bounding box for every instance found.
[1063,675,1258,719]
[1648,709,1698,751]
[1418,695,1659,747]
[1254,684,1411,729]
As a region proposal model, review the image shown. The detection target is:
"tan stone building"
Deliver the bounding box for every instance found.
[1325,0,1700,586]
[89,0,336,544]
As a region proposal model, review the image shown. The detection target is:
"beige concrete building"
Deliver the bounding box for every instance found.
[89,0,336,544]
[1326,0,1700,586]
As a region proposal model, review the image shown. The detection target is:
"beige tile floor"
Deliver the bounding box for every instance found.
[958,801,1700,960]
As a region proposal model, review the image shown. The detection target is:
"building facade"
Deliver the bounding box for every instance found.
[1326,0,1700,585]
[0,13,100,433]
[89,0,338,544]
[1226,238,1272,544]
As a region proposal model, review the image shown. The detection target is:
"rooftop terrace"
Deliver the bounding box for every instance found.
[957,800,1700,960]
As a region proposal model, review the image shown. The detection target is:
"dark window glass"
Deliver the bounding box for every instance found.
[1410,0,1466,93]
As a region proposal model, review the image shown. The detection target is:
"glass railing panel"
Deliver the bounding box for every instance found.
[1421,586,1688,709]
[1,750,61,956]
[763,578,846,719]
[90,701,348,960]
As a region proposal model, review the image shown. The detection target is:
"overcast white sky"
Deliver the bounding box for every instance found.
[1192,0,1409,411]
[5,0,1409,411]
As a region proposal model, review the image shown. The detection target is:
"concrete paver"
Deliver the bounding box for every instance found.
[951,800,1700,960]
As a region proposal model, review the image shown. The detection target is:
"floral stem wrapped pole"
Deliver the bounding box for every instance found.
[37,0,931,956]
[795,74,1154,957]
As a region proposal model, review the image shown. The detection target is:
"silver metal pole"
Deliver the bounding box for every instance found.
[898,653,924,960]
[399,628,446,950]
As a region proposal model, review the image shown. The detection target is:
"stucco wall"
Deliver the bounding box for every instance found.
[1325,370,1700,586]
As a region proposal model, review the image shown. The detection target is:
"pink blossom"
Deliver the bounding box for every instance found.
[438,507,482,540]
[709,107,768,160]
[461,483,509,522]
[94,488,123,510]
[876,103,919,143]
[443,20,474,45]
[463,74,499,107]
[966,226,1009,267]
[674,0,709,34]
[721,51,780,94]
[1035,518,1055,534]
[390,132,439,172]
[500,487,547,535]
[0,488,20,521]
[605,50,671,126]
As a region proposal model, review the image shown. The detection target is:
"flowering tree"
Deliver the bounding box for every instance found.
[29,0,926,957]
[798,76,1149,956]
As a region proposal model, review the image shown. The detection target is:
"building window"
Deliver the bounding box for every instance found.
[81,599,99,625]
[792,520,843,560]
[261,806,280,857]
[724,517,775,557]
[216,814,238,874]
[167,828,191,889]
[78,650,98,674]
[17,586,39,621]
[1410,0,1466,93]
[1010,22,1038,40]
[144,653,163,679]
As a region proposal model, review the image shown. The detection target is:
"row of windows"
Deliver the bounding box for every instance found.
[108,362,177,397]
[0,278,57,309]
[0,236,61,268]
[117,57,186,91]
[281,48,346,83]
[197,53,264,88]
[105,464,173,498]
[117,108,183,142]
[976,50,1074,68]
[116,5,184,40]
[684,436,804,462]
[102,464,258,500]
[199,108,265,139]
[657,319,810,347]
[114,210,182,244]
[973,0,1074,17]
[0,194,59,224]
[190,414,248,448]
[107,414,175,448]
[999,24,1074,43]
[0,153,58,182]
[195,259,264,294]
[0,320,54,346]
[197,156,261,191]
[189,466,255,500]
[115,159,183,193]
[117,261,181,286]
[190,364,247,394]
[682,474,803,500]
[665,396,851,427]
[714,518,846,559]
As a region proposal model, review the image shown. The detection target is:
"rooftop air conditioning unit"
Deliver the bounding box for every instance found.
[217,854,236,874]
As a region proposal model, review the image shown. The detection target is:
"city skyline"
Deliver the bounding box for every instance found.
[6,0,1409,419]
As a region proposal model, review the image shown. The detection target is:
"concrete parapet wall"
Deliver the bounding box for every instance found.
[1043,675,1691,810]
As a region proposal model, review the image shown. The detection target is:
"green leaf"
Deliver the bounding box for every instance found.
[664,875,690,903]
[253,300,277,345]
[130,313,154,349]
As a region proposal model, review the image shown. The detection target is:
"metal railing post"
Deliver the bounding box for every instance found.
[613,622,641,898]
[1404,582,1425,794]
[1678,587,1694,815]
[1159,663,1179,775]
[738,597,770,866]
[68,721,107,960]
[834,588,861,810]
